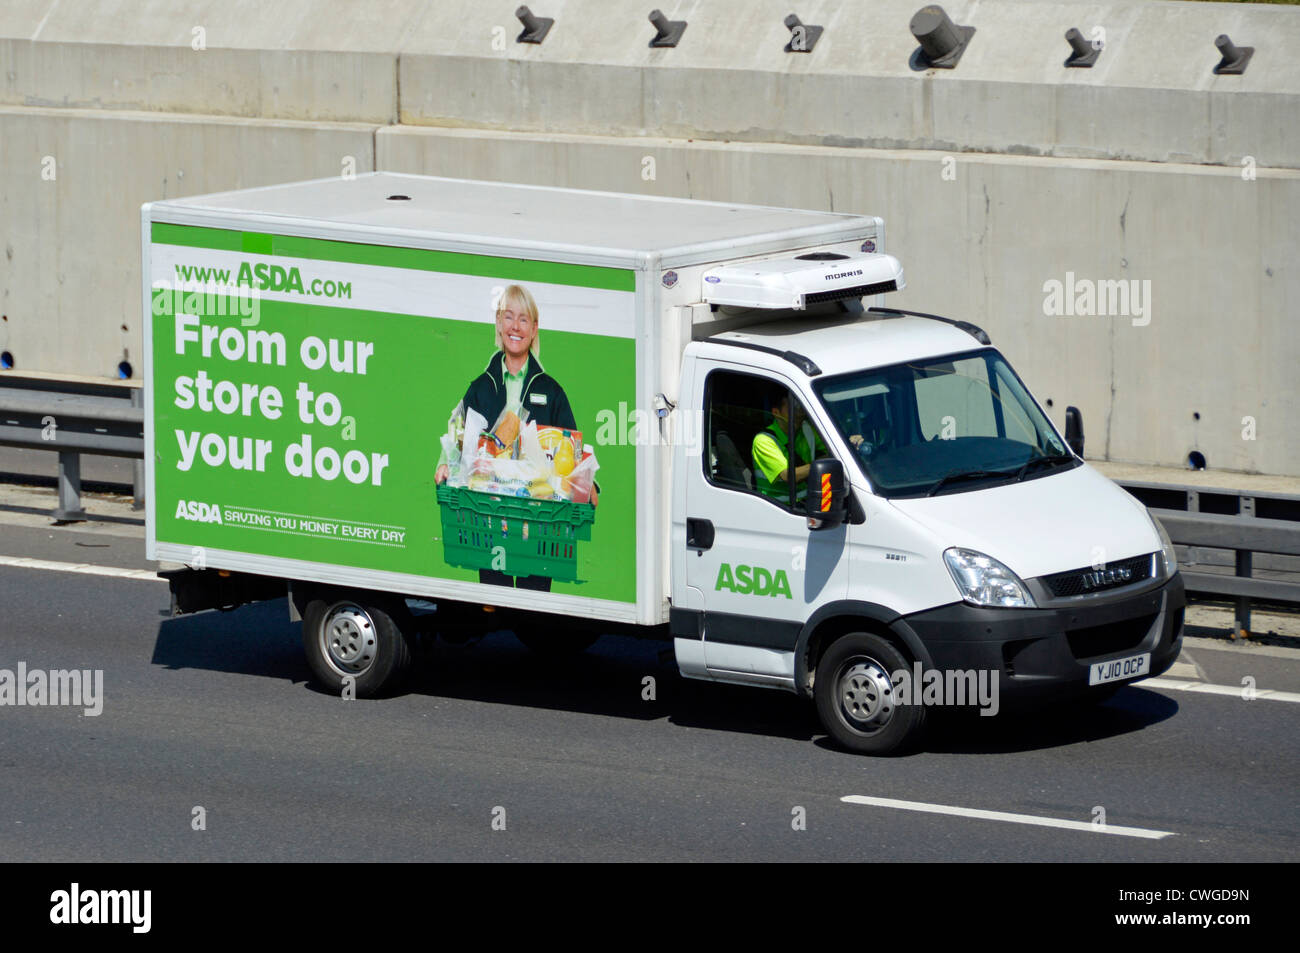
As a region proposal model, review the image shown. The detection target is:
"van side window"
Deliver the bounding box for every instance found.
[704,370,830,511]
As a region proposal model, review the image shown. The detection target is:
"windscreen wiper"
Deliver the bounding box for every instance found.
[1012,453,1075,482]
[925,469,1013,497]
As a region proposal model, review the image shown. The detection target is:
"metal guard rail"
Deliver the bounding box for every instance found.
[0,382,144,521]
[1119,480,1300,634]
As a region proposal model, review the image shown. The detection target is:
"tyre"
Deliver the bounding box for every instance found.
[302,595,412,697]
[814,632,926,755]
[514,629,600,656]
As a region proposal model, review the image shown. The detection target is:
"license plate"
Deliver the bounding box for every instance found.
[1089,652,1151,686]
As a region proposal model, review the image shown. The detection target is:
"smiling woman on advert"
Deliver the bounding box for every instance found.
[434,283,580,591]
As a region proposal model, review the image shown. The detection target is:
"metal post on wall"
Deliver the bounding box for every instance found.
[1235,496,1255,635]
[131,389,145,510]
[54,450,86,522]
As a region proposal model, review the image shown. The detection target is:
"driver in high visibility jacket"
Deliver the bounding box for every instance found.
[752,392,828,503]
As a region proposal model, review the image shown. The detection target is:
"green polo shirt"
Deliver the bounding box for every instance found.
[503,365,526,414]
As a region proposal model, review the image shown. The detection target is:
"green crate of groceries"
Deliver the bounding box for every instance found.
[436,483,596,583]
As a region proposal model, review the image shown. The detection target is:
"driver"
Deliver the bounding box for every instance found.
[752,393,829,502]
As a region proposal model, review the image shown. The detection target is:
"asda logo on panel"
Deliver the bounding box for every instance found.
[172,261,304,292]
[235,261,304,292]
[715,563,793,599]
[170,261,353,300]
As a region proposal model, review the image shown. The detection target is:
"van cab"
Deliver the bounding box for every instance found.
[670,303,1184,753]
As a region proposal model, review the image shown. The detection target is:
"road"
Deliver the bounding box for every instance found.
[1,521,1297,863]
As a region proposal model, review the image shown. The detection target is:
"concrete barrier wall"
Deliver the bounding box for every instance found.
[0,107,375,377]
[1,41,397,123]
[0,0,409,121]
[0,0,1296,475]
[397,0,1300,169]
[5,1,1297,163]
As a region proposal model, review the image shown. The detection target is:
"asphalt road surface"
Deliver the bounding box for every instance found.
[1,523,1297,863]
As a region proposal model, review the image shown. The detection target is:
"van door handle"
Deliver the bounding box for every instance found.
[686,518,715,551]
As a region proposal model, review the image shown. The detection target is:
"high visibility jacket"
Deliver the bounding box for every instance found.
[752,419,823,501]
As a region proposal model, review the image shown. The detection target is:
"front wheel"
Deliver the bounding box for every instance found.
[302,595,412,697]
[814,632,926,755]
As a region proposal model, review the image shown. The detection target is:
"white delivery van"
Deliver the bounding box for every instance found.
[143,172,1184,754]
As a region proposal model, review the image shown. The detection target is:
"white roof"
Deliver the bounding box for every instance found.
[707,314,987,378]
[149,172,876,266]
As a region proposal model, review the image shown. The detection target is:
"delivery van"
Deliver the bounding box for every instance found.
[143,172,1185,754]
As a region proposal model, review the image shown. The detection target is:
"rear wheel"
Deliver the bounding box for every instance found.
[302,594,412,697]
[814,632,925,755]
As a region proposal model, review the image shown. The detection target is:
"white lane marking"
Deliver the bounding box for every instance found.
[1139,677,1300,704]
[0,554,161,582]
[840,795,1176,840]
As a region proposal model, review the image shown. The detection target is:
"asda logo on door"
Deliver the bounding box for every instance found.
[715,562,793,599]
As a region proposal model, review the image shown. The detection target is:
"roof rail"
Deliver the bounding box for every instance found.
[706,337,823,376]
[866,307,991,345]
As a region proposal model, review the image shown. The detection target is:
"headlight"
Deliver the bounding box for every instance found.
[1153,516,1177,576]
[943,548,1036,608]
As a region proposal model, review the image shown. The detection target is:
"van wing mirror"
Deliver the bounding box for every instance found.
[805,458,847,529]
[1064,406,1085,458]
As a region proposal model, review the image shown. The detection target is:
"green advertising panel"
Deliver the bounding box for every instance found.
[149,225,638,603]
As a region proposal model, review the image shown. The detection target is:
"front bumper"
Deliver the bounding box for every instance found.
[901,573,1186,705]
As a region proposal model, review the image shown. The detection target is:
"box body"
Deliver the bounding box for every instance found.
[142,173,878,626]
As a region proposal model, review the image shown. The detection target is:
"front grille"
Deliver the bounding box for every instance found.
[1043,552,1155,598]
[1067,613,1157,659]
